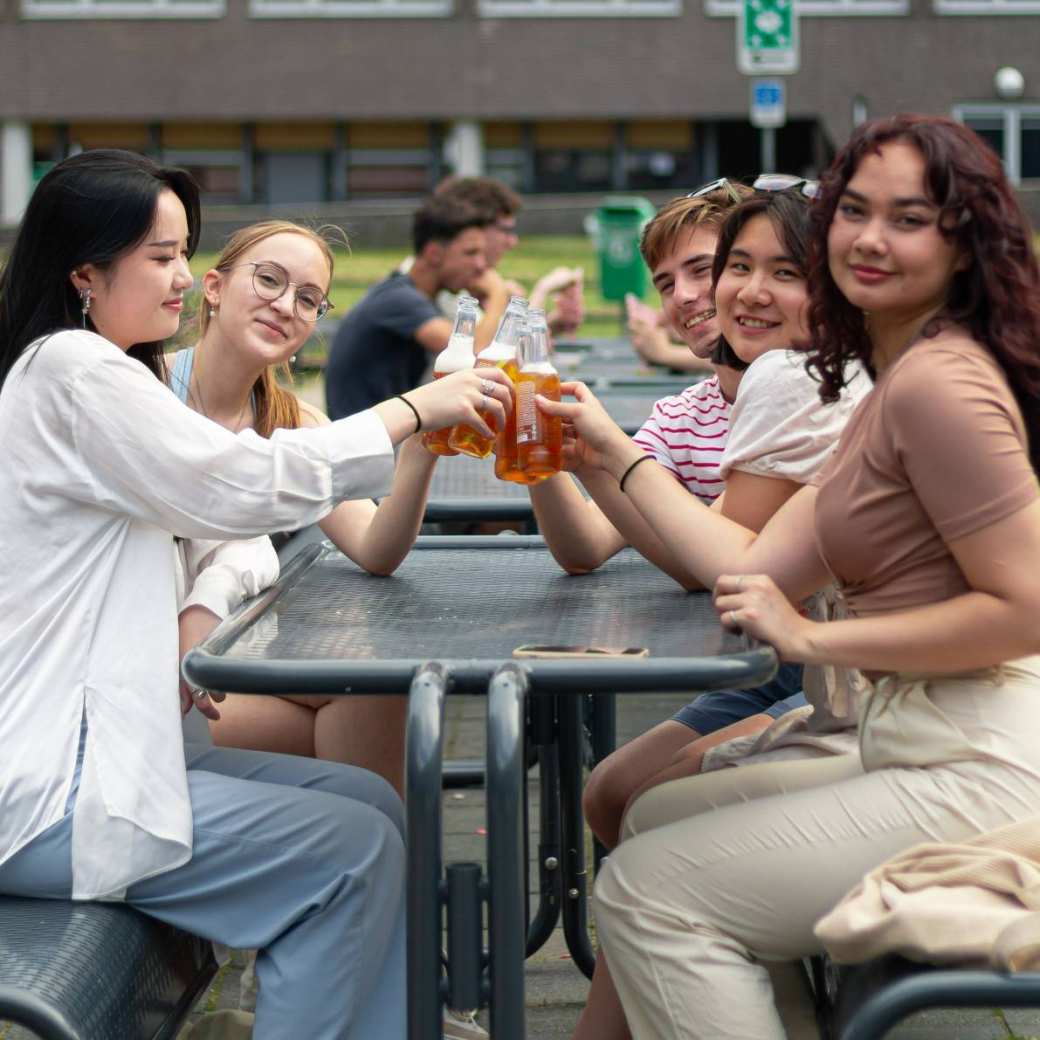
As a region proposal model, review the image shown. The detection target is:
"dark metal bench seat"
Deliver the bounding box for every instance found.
[0,896,215,1040]
[809,952,1040,1040]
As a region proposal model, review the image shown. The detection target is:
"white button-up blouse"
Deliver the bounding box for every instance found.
[0,330,395,900]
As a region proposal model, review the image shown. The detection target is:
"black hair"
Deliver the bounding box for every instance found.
[412,195,488,255]
[0,148,201,390]
[708,189,812,371]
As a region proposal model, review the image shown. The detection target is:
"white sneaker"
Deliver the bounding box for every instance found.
[443,1007,489,1039]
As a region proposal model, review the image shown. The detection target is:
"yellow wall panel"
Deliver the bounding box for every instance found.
[255,122,336,151]
[484,122,523,148]
[628,121,692,150]
[534,121,613,150]
[68,122,150,150]
[163,123,241,150]
[349,122,429,149]
[32,123,57,151]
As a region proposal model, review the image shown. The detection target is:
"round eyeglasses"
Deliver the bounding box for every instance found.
[233,261,333,323]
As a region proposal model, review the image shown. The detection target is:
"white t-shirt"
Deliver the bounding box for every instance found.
[631,376,730,504]
[720,350,871,484]
[0,330,394,900]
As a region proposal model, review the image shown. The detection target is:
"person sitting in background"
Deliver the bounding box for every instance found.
[425,175,585,336]
[326,194,509,420]
[625,291,712,374]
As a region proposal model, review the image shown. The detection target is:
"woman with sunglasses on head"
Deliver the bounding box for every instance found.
[566,181,869,1040]
[173,220,459,799]
[0,149,512,1040]
[544,114,1040,1039]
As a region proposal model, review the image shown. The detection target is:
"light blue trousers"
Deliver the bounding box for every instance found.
[0,740,407,1040]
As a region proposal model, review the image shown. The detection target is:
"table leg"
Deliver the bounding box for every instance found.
[526,695,562,957]
[406,663,449,1040]
[486,664,529,1040]
[558,693,597,979]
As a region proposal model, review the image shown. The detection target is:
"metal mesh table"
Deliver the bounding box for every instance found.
[183,538,776,1040]
[191,538,765,686]
[424,453,535,523]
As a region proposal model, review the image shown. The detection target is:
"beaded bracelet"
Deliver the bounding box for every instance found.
[618,455,652,494]
[395,394,423,434]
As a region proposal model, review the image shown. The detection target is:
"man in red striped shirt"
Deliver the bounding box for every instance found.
[530,188,751,583]
[529,185,806,854]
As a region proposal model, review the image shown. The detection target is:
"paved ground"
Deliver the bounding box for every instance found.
[163,687,1040,1040]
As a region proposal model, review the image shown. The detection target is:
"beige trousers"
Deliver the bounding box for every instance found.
[594,658,1040,1040]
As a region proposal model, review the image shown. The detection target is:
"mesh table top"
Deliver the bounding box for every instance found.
[220,541,739,664]
[424,394,665,505]
[428,453,533,500]
[187,539,775,692]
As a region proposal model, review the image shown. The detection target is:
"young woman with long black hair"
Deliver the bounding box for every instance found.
[0,149,510,1040]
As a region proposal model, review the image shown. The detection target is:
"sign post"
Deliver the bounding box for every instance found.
[749,78,785,171]
[738,0,798,75]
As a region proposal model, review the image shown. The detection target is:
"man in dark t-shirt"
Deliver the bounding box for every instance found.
[326,196,509,420]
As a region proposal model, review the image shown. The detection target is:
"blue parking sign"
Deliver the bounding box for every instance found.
[750,78,786,129]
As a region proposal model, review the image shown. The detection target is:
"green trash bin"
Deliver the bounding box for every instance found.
[594,196,658,303]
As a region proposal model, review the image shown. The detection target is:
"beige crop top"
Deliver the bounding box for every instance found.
[813,331,1038,618]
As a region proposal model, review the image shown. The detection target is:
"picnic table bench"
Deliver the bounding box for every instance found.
[808,952,1040,1039]
[0,896,214,1040]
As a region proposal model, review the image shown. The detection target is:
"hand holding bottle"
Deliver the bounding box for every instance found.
[534,381,633,476]
[408,366,513,440]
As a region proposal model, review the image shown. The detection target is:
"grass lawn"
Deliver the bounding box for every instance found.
[185,235,641,346]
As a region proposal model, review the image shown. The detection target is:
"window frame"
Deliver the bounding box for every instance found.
[23,0,224,17]
[955,102,1040,185]
[478,0,679,17]
[935,0,1040,14]
[250,0,450,16]
[705,0,907,15]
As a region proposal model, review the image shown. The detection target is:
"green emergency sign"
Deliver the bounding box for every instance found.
[738,0,799,74]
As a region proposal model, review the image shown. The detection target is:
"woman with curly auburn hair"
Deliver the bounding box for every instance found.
[805,113,1040,457]
[536,114,1040,1038]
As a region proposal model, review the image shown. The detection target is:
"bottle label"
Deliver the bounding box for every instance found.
[517,382,539,444]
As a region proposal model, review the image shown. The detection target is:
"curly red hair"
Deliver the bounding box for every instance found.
[806,113,1040,468]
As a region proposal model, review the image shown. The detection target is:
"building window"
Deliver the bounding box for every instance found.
[344,123,436,198]
[23,0,222,17]
[935,0,1040,13]
[251,0,449,16]
[705,0,906,14]
[956,104,1040,184]
[479,0,678,17]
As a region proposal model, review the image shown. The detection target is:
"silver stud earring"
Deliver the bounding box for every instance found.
[79,288,93,329]
[209,307,216,319]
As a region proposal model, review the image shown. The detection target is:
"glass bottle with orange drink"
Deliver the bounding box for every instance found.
[514,308,563,481]
[421,294,479,456]
[449,295,527,459]
[492,315,534,484]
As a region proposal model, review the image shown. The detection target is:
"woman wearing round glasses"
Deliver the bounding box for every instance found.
[171,219,458,799]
